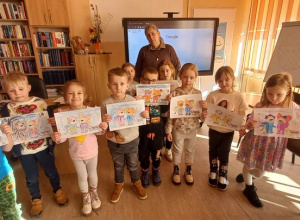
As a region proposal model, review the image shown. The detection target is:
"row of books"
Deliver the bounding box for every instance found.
[46,87,60,98]
[42,70,76,85]
[0,25,30,39]
[0,42,34,57]
[0,60,37,75]
[38,50,72,67]
[34,32,70,48]
[0,2,26,19]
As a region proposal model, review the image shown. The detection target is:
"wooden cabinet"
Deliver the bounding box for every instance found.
[75,54,111,106]
[25,0,69,26]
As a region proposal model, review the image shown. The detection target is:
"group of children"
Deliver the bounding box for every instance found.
[0,61,297,219]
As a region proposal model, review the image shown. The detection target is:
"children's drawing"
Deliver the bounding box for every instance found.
[170,94,202,119]
[106,100,146,131]
[0,111,53,145]
[206,103,243,130]
[254,108,300,138]
[55,107,102,139]
[0,120,9,146]
[157,80,181,92]
[136,84,170,105]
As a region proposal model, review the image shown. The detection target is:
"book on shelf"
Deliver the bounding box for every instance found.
[34,31,70,48]
[42,69,76,85]
[0,25,30,39]
[0,60,36,75]
[0,2,26,20]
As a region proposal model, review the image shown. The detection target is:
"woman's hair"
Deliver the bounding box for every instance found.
[121,62,135,70]
[63,80,94,106]
[260,72,293,108]
[157,60,175,80]
[144,23,164,43]
[3,71,29,90]
[179,63,198,78]
[215,66,235,89]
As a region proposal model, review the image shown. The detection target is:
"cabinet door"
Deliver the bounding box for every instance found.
[75,55,98,105]
[93,54,110,105]
[25,0,48,25]
[46,0,69,26]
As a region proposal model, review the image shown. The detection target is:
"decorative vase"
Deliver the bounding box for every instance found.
[94,42,101,54]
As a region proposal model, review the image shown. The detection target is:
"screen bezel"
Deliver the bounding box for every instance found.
[122,17,219,76]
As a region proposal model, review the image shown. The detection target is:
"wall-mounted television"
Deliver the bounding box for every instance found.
[122,18,219,76]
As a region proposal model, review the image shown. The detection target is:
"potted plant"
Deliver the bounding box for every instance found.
[89,4,103,53]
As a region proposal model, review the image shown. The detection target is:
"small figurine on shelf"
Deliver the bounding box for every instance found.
[71,36,90,55]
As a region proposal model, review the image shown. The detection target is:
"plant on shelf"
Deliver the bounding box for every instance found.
[89,4,103,44]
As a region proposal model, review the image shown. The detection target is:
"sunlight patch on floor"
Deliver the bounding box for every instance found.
[260,198,288,209]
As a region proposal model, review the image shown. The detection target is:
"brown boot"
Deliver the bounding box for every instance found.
[185,165,194,185]
[110,182,124,203]
[31,199,43,218]
[133,180,147,200]
[54,189,68,206]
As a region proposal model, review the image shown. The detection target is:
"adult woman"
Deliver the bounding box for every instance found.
[135,23,181,81]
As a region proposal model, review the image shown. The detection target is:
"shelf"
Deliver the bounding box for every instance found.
[0,38,32,41]
[0,56,35,59]
[36,47,72,50]
[46,84,64,87]
[31,25,70,28]
[41,66,75,69]
[0,73,38,77]
[0,19,28,22]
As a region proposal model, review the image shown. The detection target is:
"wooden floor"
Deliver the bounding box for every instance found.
[11,123,300,220]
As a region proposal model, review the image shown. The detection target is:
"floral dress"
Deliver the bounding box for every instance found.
[236,102,299,172]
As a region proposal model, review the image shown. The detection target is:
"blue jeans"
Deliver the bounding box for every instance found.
[19,148,61,200]
[107,138,140,183]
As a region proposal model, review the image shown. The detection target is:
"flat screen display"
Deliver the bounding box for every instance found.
[122,18,219,75]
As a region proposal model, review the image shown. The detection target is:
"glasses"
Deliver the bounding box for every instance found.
[142,78,158,83]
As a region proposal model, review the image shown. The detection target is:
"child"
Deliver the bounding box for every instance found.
[236,72,298,207]
[165,63,202,185]
[1,72,68,218]
[122,62,138,96]
[0,124,21,220]
[51,80,107,216]
[158,60,176,162]
[102,67,148,203]
[139,67,165,187]
[200,66,247,190]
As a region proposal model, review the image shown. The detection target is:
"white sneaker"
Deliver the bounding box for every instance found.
[165,149,172,162]
[90,189,101,210]
[82,193,92,216]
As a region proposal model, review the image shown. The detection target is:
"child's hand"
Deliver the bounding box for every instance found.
[141,110,149,118]
[48,117,56,126]
[51,132,62,144]
[166,133,172,142]
[201,111,207,120]
[135,95,143,100]
[246,119,257,130]
[200,100,208,109]
[0,124,12,135]
[166,94,172,102]
[239,126,247,137]
[103,114,112,122]
[100,122,108,131]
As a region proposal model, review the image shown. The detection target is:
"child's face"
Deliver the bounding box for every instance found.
[108,75,129,100]
[66,84,86,109]
[217,72,233,94]
[124,66,135,82]
[180,69,196,88]
[6,81,31,102]
[266,85,289,106]
[159,65,172,80]
[140,73,158,85]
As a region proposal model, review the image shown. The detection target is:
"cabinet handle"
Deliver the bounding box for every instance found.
[93,56,96,65]
[88,56,92,68]
[49,10,53,24]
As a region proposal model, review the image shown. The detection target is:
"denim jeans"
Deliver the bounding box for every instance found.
[19,148,61,200]
[107,138,140,183]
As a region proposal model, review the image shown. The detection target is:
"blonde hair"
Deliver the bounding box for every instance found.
[179,63,198,78]
[158,60,175,80]
[3,71,29,90]
[121,62,135,70]
[141,67,158,78]
[144,23,164,43]
[215,66,235,89]
[108,67,128,82]
[260,72,293,108]
[63,80,94,106]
